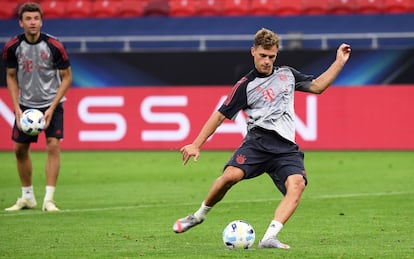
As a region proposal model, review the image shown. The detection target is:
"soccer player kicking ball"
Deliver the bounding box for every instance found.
[173,28,351,249]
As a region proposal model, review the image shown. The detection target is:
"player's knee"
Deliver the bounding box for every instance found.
[14,144,29,159]
[46,138,60,154]
[221,167,244,185]
[286,174,306,194]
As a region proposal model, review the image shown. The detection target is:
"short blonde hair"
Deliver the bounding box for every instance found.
[254,28,280,49]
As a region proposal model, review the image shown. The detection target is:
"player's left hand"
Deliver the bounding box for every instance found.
[337,43,351,64]
[43,108,54,130]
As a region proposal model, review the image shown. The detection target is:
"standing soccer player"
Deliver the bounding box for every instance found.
[3,2,72,212]
[173,28,351,248]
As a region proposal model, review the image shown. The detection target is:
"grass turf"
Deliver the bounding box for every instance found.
[0,150,413,258]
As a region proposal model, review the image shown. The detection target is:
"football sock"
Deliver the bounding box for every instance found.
[44,185,56,201]
[262,220,283,241]
[194,201,212,221]
[22,186,35,200]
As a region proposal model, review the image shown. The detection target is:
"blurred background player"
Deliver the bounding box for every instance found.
[173,28,351,249]
[2,2,72,212]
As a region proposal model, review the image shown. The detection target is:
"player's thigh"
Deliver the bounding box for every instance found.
[267,152,306,195]
[45,104,64,139]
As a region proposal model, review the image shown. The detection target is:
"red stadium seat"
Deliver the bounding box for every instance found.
[302,0,329,15]
[91,0,121,18]
[197,0,222,16]
[383,0,412,13]
[356,0,384,14]
[118,0,146,17]
[222,0,250,16]
[41,0,66,19]
[66,0,93,18]
[143,0,169,16]
[328,0,356,14]
[169,0,197,16]
[250,0,277,16]
[0,1,19,19]
[275,0,303,16]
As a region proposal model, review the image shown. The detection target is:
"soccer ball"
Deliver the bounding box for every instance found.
[222,220,255,249]
[20,109,45,136]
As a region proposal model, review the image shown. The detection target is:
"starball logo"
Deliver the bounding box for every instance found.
[236,154,246,164]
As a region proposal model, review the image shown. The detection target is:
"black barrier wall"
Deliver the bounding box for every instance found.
[1,49,414,87]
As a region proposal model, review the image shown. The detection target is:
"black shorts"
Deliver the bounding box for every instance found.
[225,127,307,195]
[12,103,64,144]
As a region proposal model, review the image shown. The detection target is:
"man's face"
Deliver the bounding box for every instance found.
[19,11,42,37]
[251,45,278,75]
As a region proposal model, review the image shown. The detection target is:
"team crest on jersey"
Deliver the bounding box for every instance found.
[40,50,49,60]
[279,74,288,81]
[236,154,246,164]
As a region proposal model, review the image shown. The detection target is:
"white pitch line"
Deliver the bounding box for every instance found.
[307,190,414,199]
[1,191,412,217]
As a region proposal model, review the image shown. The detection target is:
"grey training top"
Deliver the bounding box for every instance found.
[219,66,314,143]
[2,33,70,108]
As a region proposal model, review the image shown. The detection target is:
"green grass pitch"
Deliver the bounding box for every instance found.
[0,150,413,258]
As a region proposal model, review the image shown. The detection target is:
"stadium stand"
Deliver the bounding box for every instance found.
[328,0,356,14]
[92,0,121,18]
[40,0,67,18]
[0,0,26,19]
[383,0,413,13]
[274,0,303,16]
[143,0,170,16]
[169,0,198,16]
[302,0,329,15]
[356,0,385,14]
[1,0,413,19]
[1,0,413,52]
[222,0,250,16]
[118,0,146,17]
[250,0,277,16]
[66,0,93,18]
[196,0,222,16]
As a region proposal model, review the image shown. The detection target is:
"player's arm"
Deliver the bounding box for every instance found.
[6,68,23,129]
[308,43,351,94]
[181,111,226,165]
[44,67,72,128]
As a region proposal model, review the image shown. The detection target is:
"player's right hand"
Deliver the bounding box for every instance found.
[15,108,23,130]
[180,144,200,165]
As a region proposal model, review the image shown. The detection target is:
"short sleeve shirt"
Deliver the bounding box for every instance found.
[2,33,70,108]
[218,66,313,143]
